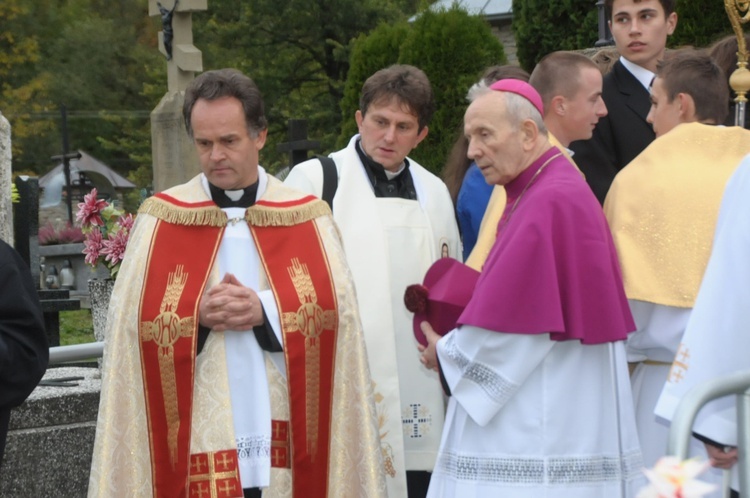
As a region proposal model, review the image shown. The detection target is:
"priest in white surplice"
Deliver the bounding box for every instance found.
[419,80,644,497]
[285,65,460,498]
[655,154,750,495]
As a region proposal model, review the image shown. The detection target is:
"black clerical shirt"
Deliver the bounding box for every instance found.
[355,140,418,200]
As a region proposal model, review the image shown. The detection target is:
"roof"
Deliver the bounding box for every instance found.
[39,150,135,208]
[39,150,136,190]
[418,0,513,22]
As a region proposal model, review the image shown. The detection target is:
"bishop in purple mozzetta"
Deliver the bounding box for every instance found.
[417,79,644,497]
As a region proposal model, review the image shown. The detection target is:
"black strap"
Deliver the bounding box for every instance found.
[318,155,338,211]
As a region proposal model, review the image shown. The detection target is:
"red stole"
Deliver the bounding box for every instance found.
[139,218,224,497]
[252,200,338,498]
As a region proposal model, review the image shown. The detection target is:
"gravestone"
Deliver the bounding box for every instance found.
[13,177,40,282]
[149,0,206,193]
[0,112,12,245]
[278,119,321,169]
[13,177,80,346]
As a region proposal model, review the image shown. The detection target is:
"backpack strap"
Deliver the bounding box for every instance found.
[318,155,338,211]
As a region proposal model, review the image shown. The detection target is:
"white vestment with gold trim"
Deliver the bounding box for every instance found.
[656,156,750,492]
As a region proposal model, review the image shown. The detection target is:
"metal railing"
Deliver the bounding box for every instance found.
[667,369,750,496]
[49,341,104,364]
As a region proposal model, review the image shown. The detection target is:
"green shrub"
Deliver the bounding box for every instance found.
[671,0,731,49]
[512,0,598,72]
[337,22,409,149]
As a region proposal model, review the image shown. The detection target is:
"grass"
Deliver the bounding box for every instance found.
[59,309,96,346]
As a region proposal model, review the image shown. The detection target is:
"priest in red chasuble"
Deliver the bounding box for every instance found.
[88,69,386,498]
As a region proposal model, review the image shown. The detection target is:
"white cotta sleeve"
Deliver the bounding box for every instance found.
[436,325,555,427]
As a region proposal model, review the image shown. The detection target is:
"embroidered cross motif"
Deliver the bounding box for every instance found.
[188,450,242,498]
[270,420,290,469]
[402,403,432,439]
[139,265,194,466]
[668,343,691,384]
[279,258,336,458]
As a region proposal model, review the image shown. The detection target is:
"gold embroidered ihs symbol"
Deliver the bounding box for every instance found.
[140,265,194,467]
[281,258,335,460]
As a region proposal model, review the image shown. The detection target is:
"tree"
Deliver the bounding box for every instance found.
[1,0,162,179]
[671,0,732,49]
[337,22,411,147]
[193,0,414,172]
[340,5,507,174]
[512,0,598,72]
[0,0,56,172]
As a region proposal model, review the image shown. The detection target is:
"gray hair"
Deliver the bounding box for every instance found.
[504,93,547,135]
[467,80,491,102]
[467,86,547,135]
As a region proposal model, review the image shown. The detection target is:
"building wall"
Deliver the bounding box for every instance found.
[492,23,518,66]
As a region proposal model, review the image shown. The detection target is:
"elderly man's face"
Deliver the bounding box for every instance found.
[464,92,527,186]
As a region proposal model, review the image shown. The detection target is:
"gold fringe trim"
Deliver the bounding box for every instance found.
[246,200,331,227]
[138,196,331,227]
[138,197,227,227]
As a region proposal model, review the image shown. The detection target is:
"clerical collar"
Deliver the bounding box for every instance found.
[356,139,409,180]
[355,139,417,200]
[208,181,259,208]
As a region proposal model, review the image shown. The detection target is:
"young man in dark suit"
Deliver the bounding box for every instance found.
[570,0,677,203]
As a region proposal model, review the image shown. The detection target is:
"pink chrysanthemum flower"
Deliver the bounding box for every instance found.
[83,228,104,266]
[118,213,134,232]
[101,229,129,266]
[76,188,108,227]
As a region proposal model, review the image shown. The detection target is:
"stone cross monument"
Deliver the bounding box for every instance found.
[149,0,206,192]
[0,111,13,245]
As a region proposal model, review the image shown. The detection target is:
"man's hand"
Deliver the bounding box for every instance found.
[416,321,441,372]
[705,442,738,470]
[199,273,264,331]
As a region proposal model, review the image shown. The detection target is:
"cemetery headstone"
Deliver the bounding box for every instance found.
[0,112,12,245]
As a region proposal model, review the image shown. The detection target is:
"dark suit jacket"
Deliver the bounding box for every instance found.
[0,240,48,466]
[570,60,656,204]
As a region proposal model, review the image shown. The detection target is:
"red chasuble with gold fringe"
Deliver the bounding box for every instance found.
[137,193,336,498]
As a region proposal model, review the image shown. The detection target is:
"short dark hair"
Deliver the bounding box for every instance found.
[605,0,675,19]
[529,51,600,113]
[656,49,728,125]
[183,68,268,138]
[359,65,434,131]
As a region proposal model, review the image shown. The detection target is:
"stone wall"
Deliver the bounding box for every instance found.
[493,23,518,66]
[0,367,100,497]
[0,112,12,245]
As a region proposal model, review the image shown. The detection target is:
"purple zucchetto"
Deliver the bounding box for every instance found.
[489,79,544,117]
